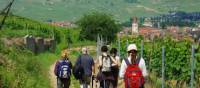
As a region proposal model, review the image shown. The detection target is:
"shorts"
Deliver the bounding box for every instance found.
[80,75,91,85]
[57,77,70,88]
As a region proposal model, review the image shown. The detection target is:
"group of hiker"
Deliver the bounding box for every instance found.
[54,43,148,88]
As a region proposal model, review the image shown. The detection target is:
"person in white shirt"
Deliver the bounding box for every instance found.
[119,44,148,79]
[97,46,117,88]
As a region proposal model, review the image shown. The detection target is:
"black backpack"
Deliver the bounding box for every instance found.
[73,55,84,80]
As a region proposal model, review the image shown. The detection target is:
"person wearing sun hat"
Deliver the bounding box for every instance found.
[119,44,148,88]
[119,44,148,78]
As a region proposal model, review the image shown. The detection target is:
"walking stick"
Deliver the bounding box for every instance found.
[92,76,94,88]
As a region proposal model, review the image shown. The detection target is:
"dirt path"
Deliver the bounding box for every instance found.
[49,63,57,88]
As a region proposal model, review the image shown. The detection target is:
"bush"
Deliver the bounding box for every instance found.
[77,12,121,42]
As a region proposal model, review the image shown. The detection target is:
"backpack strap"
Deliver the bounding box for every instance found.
[98,55,103,72]
[136,57,141,65]
[101,55,110,64]
[76,55,82,65]
[107,55,112,67]
[100,55,106,70]
[101,55,104,67]
[59,58,68,63]
[124,57,141,65]
[79,55,82,65]
[124,58,130,66]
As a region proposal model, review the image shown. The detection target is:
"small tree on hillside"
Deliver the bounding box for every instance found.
[77,12,121,43]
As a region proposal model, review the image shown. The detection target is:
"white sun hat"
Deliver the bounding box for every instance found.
[127,44,137,52]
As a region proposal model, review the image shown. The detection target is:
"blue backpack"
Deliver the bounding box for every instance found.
[57,59,71,79]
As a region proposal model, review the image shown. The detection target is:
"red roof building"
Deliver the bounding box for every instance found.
[49,21,76,28]
[139,27,161,40]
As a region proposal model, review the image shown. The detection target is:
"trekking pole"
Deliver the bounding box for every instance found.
[92,76,94,88]
[190,45,195,88]
[162,46,165,88]
[104,80,106,88]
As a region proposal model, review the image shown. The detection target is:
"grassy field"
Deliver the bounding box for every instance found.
[1,0,200,22]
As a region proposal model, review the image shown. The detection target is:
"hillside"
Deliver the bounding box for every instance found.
[0,15,60,88]
[0,15,95,88]
[1,0,200,22]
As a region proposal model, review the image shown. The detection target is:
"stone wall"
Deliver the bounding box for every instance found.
[36,37,45,53]
[24,36,56,54]
[25,36,36,53]
[44,38,56,53]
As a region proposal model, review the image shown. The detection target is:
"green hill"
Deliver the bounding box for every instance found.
[1,0,200,22]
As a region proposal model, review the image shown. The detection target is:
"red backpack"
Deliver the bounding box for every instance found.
[124,58,144,88]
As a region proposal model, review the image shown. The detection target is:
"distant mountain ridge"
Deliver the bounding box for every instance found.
[0,0,200,22]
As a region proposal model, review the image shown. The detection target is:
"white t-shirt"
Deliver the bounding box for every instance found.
[119,56,148,78]
[111,56,120,66]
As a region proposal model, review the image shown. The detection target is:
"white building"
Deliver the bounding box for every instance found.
[143,18,153,27]
[131,17,139,34]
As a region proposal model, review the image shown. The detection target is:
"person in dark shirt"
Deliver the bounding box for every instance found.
[75,47,95,88]
[110,48,120,88]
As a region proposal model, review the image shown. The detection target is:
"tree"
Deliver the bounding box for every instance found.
[77,12,121,42]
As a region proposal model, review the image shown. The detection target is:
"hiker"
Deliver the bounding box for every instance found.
[54,49,73,88]
[74,47,95,88]
[97,45,118,88]
[110,48,120,88]
[119,44,148,88]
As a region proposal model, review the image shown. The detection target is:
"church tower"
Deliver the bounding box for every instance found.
[132,17,138,34]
